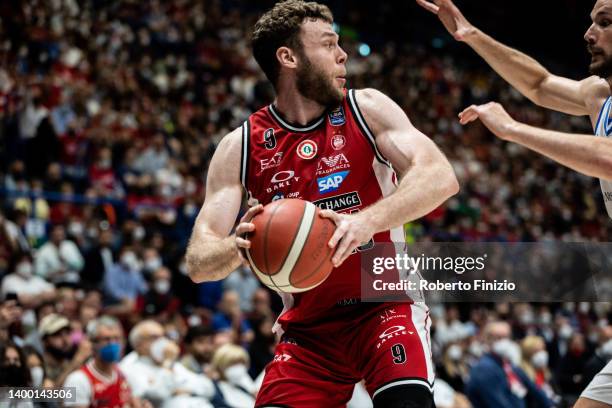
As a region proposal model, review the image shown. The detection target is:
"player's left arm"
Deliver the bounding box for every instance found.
[459,102,612,180]
[321,88,459,267]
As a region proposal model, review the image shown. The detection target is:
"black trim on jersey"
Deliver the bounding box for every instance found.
[347,89,392,167]
[268,104,326,133]
[372,377,435,396]
[240,119,251,192]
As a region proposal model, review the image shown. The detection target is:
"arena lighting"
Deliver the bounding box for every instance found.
[358,43,371,57]
[332,22,340,33]
[432,37,444,48]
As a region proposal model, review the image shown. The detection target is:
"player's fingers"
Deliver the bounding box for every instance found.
[240,204,263,222]
[416,0,439,14]
[319,209,340,223]
[235,237,251,249]
[332,234,353,266]
[235,222,255,236]
[328,224,347,249]
[335,238,358,267]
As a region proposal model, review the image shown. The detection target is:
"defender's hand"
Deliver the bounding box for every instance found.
[320,211,375,267]
[416,0,476,41]
[235,204,264,262]
[459,102,519,140]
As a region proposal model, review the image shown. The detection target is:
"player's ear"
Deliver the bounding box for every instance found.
[276,46,298,69]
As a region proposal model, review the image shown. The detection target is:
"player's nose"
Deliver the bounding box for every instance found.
[585,23,597,44]
[337,45,348,65]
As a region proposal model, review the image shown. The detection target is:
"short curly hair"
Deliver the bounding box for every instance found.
[252,0,333,88]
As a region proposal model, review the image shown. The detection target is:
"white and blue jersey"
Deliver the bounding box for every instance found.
[594,96,612,218]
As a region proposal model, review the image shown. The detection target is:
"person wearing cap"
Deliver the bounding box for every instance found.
[39,313,91,386]
[63,316,146,408]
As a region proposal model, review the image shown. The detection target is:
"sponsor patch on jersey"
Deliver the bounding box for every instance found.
[331,134,346,150]
[266,170,301,194]
[260,152,283,172]
[313,191,361,212]
[316,153,350,176]
[328,106,346,126]
[296,140,317,160]
[317,171,349,194]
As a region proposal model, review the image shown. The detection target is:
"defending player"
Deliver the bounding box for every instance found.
[418,0,612,406]
[186,1,459,407]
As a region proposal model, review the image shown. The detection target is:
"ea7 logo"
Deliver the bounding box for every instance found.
[260,152,283,171]
[317,171,349,194]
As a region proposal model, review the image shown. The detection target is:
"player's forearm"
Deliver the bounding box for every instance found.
[361,161,459,234]
[465,29,550,103]
[185,234,242,282]
[506,123,612,180]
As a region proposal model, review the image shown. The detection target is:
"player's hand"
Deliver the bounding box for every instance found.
[235,204,264,263]
[459,102,519,140]
[320,211,375,267]
[416,0,476,41]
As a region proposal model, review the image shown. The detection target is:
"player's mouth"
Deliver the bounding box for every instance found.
[336,77,346,86]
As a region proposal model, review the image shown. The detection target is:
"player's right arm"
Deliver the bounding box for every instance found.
[416,0,609,117]
[185,127,262,283]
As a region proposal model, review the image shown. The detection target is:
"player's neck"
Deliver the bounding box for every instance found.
[274,85,326,126]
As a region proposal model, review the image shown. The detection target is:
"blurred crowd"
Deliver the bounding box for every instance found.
[0,0,611,407]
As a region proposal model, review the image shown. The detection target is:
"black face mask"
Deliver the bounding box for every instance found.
[46,344,76,360]
[0,364,30,387]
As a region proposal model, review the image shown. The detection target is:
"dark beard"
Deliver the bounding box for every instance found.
[296,53,344,107]
[588,48,612,77]
[46,345,76,360]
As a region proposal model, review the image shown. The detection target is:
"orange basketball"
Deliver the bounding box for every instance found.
[245,199,335,293]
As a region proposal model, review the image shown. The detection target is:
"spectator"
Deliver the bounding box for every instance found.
[223,265,260,313]
[0,341,31,386]
[63,316,137,408]
[0,297,22,343]
[180,325,215,375]
[135,267,180,319]
[557,332,589,397]
[466,321,554,408]
[82,227,115,289]
[121,320,216,408]
[0,210,20,275]
[520,335,557,402]
[1,252,56,308]
[438,341,469,393]
[210,343,256,408]
[433,378,473,408]
[582,325,612,388]
[35,224,84,284]
[39,313,91,387]
[103,247,147,315]
[212,290,254,345]
[22,345,51,387]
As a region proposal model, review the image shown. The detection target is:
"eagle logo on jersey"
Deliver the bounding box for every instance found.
[331,134,346,150]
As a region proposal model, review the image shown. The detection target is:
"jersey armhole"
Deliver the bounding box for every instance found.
[595,96,611,134]
[240,119,250,194]
[346,89,392,167]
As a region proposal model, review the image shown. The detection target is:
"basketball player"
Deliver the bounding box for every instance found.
[418,0,612,407]
[186,1,459,406]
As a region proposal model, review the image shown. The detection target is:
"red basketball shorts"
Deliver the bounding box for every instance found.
[255,302,434,407]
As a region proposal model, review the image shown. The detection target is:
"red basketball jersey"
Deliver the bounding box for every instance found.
[241,89,405,327]
[81,361,132,408]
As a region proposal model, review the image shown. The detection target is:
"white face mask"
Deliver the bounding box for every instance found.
[601,339,612,358]
[469,341,484,358]
[559,325,573,340]
[492,339,521,365]
[154,280,170,295]
[224,363,250,386]
[447,344,463,361]
[145,257,162,272]
[531,350,549,368]
[30,366,44,387]
[16,262,33,278]
[150,337,171,364]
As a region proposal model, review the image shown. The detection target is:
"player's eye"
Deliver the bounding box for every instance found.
[601,19,610,27]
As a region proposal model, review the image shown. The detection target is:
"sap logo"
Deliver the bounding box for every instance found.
[260,152,283,172]
[328,106,346,126]
[316,153,350,175]
[317,171,349,194]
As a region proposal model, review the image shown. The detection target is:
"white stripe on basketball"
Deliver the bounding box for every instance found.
[269,201,316,290]
[372,379,433,398]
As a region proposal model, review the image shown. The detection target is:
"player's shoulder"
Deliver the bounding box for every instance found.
[353,88,392,109]
[352,88,411,133]
[580,76,611,108]
[215,126,243,156]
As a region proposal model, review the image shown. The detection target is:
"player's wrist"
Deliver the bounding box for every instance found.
[462,27,483,45]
